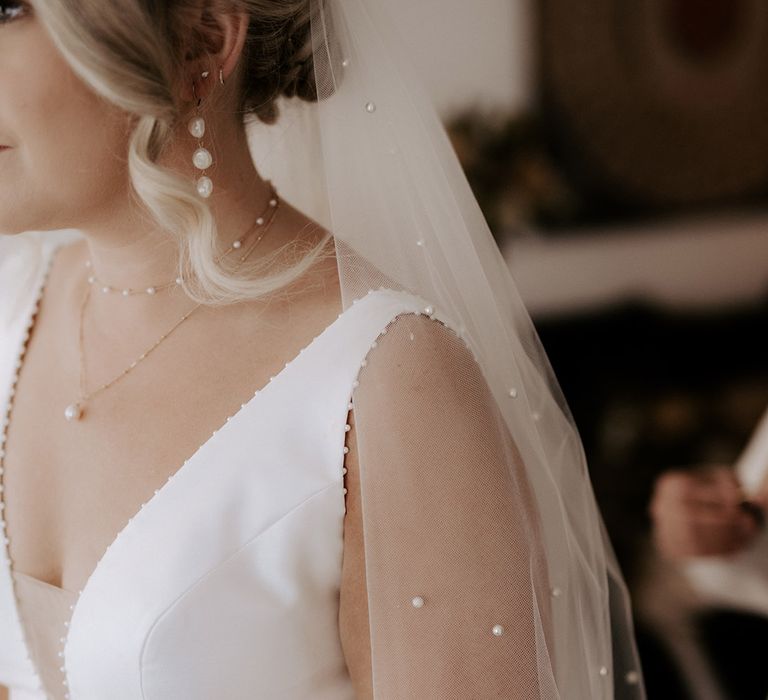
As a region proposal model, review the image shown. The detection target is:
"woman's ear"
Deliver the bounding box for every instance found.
[178,0,250,103]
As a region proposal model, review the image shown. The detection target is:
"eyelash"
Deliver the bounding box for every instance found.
[0,1,28,24]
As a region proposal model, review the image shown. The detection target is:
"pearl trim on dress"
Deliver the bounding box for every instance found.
[0,246,58,697]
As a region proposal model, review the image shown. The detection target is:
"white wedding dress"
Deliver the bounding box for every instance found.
[0,230,438,700]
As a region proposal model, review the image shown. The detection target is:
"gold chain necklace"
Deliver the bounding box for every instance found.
[63,189,281,422]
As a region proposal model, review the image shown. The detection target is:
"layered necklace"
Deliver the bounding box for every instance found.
[63,182,280,422]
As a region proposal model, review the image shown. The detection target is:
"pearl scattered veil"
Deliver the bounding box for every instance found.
[247,0,647,696]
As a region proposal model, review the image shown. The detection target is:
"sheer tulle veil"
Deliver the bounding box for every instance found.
[248,0,646,697]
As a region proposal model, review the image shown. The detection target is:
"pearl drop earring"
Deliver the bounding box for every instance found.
[189,68,220,199]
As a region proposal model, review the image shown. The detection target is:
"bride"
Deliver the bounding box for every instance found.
[0,0,645,698]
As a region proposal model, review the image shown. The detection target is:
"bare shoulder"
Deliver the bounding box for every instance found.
[355,308,476,399]
[337,312,470,700]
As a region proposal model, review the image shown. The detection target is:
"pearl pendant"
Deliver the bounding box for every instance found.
[192,147,212,170]
[196,175,213,198]
[188,116,205,138]
[64,401,84,422]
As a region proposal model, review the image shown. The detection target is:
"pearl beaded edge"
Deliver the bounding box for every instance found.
[340,291,481,514]
[0,246,59,694]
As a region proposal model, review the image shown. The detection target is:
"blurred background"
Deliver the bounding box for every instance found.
[395,1,768,698]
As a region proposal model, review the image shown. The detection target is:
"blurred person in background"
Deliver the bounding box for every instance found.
[648,462,768,699]
[650,466,765,560]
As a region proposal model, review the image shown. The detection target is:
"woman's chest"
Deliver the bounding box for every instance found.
[3,269,344,590]
[0,306,355,699]
[2,302,312,594]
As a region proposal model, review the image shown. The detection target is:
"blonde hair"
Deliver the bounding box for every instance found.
[34,0,334,306]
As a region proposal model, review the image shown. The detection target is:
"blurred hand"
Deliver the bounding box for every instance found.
[649,465,764,560]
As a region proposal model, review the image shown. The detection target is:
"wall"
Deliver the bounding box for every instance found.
[389,0,533,118]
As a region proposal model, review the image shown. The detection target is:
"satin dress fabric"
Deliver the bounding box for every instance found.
[0,231,429,699]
